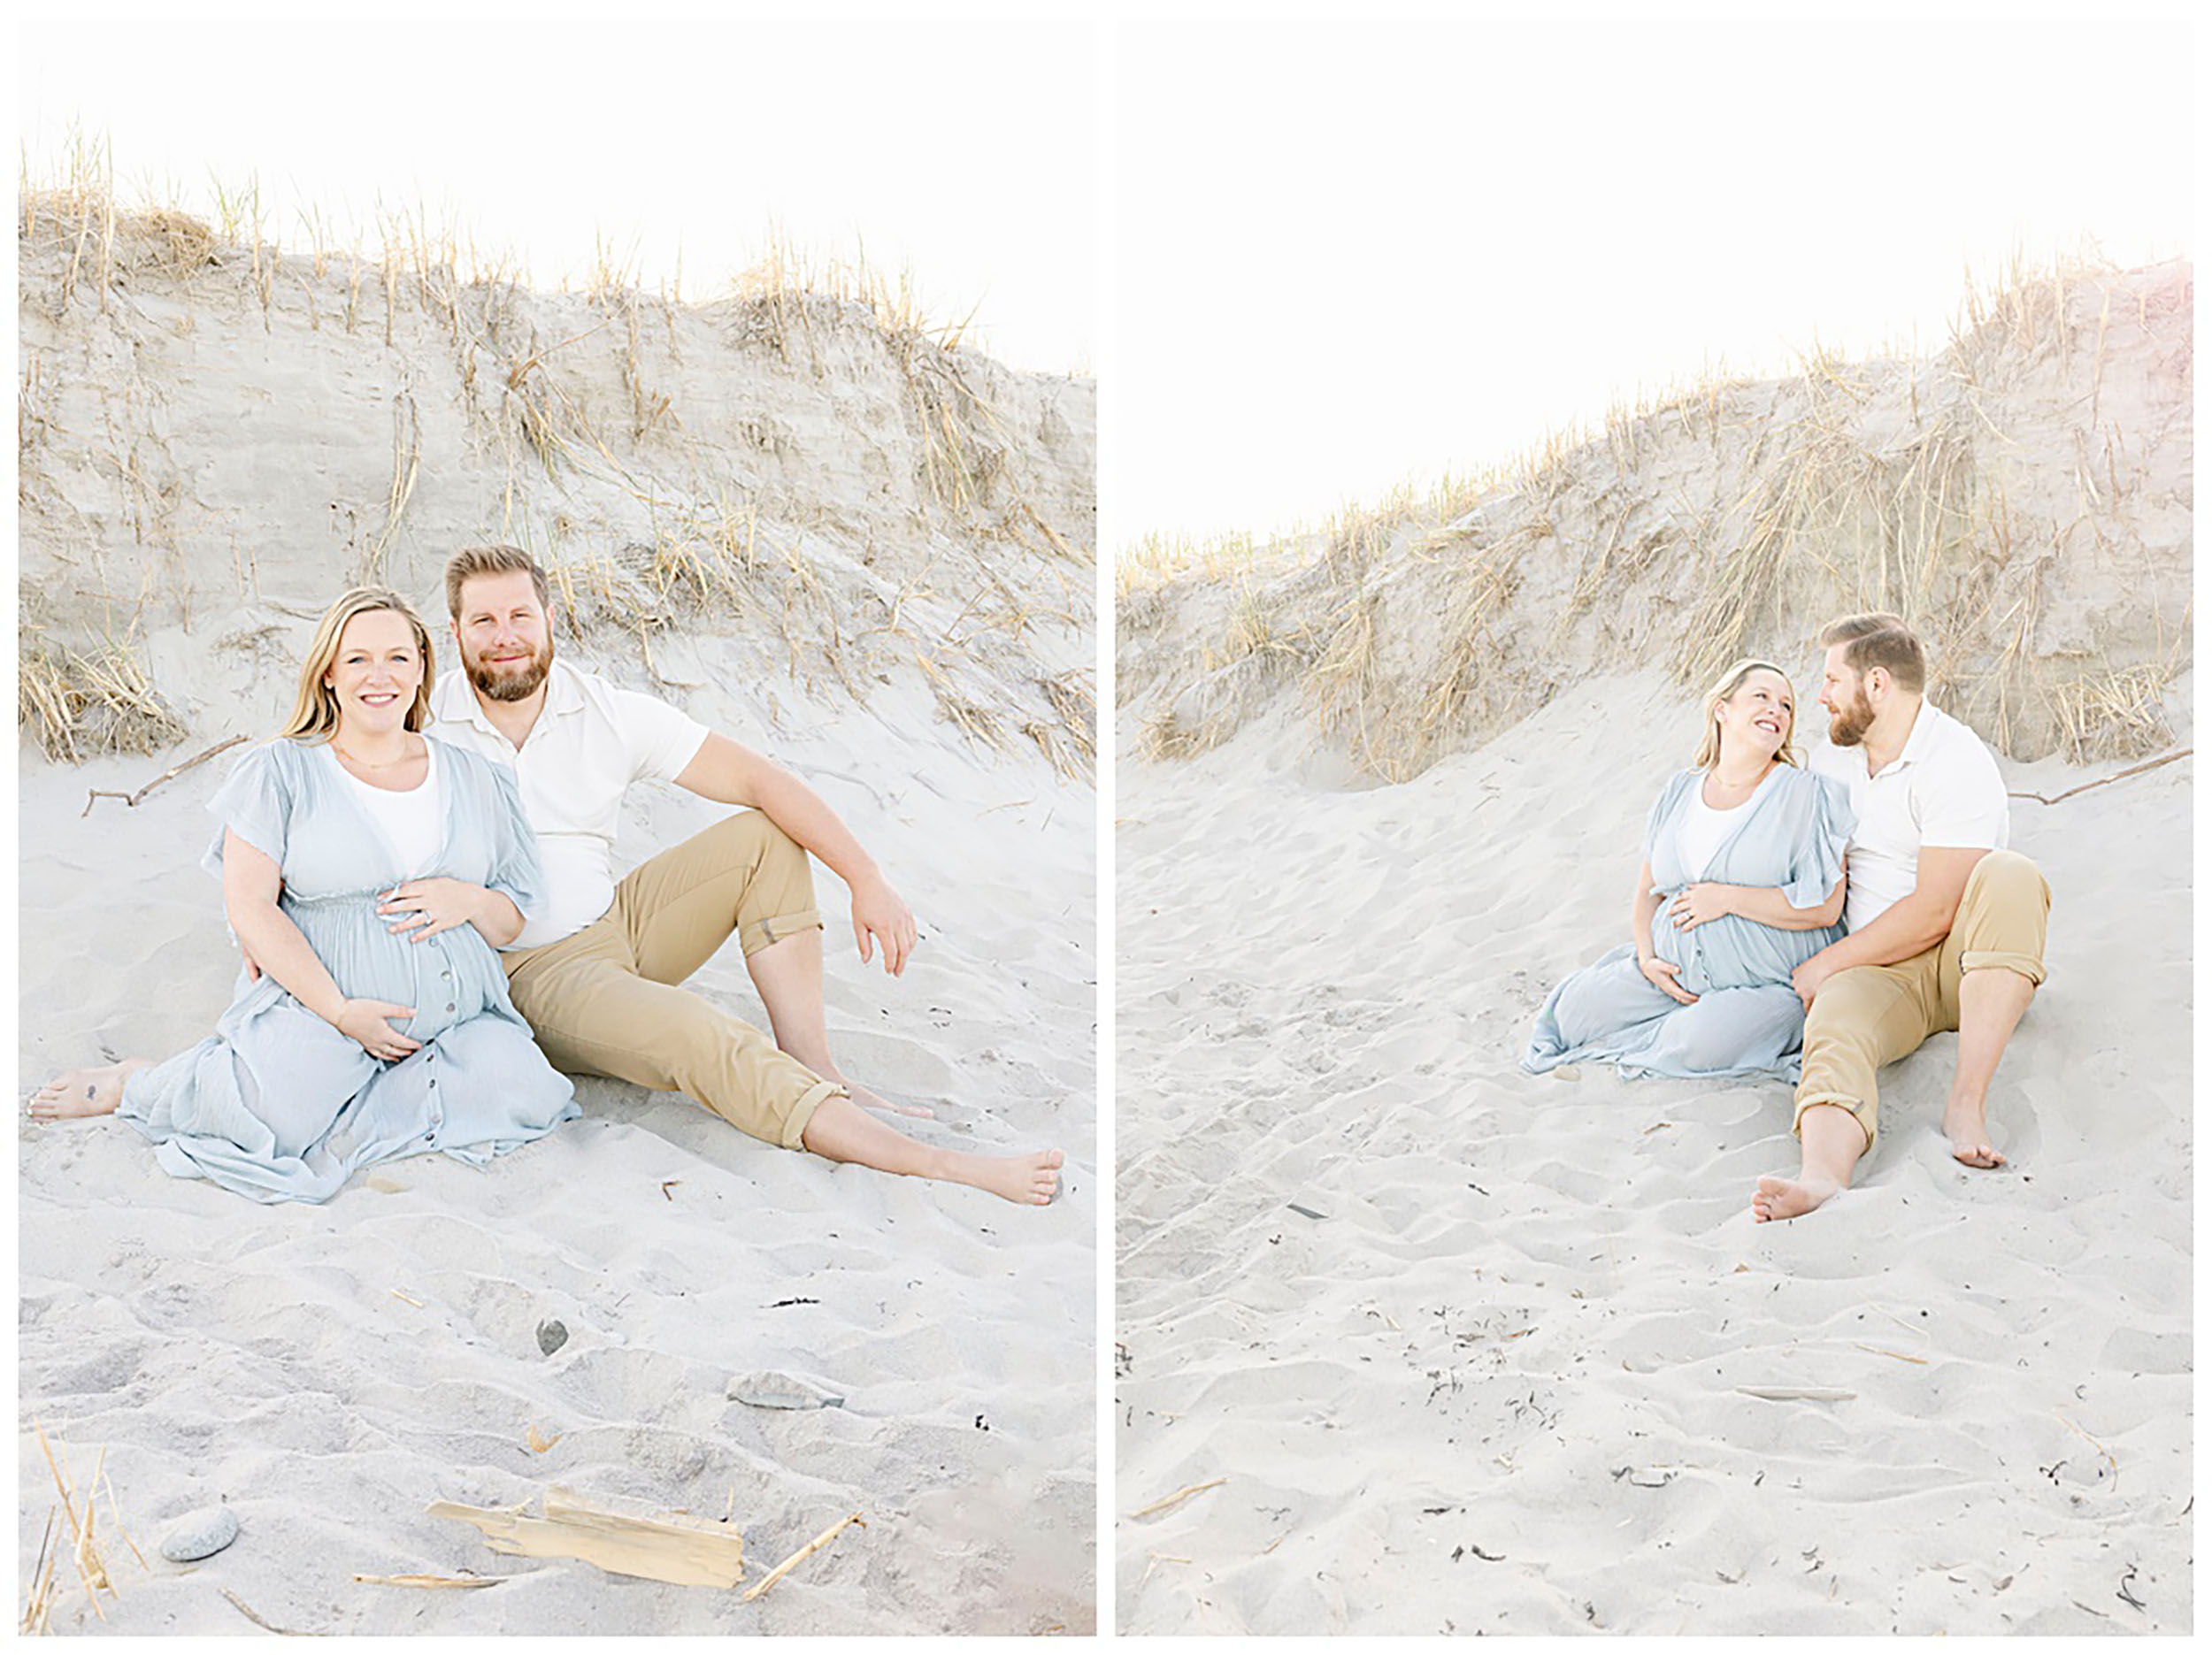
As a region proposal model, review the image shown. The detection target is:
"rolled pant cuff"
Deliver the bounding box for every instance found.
[1793,1092,1876,1151]
[741,906,824,957]
[776,1077,846,1151]
[1960,948,2047,987]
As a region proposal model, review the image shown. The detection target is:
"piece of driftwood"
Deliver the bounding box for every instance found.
[427,1487,744,1588]
[219,1587,307,1635]
[81,735,247,817]
[2008,747,2190,806]
[740,1513,866,1603]
[1129,1477,1227,1520]
[353,1574,502,1590]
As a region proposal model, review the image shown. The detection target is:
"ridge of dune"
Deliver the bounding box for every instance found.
[1122,257,2190,781]
[1115,260,2191,1634]
[20,190,1097,1635]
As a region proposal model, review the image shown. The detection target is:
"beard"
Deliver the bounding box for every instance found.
[464,634,555,703]
[1827,685,1876,747]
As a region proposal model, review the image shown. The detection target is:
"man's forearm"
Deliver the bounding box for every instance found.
[749,763,880,888]
[1813,892,1952,974]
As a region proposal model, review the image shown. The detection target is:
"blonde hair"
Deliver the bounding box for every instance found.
[1693,657,1800,770]
[279,587,436,741]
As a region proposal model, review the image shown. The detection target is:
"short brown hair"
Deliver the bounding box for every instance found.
[1819,611,1925,693]
[444,544,551,619]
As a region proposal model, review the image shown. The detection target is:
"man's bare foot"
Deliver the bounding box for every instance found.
[1940,1099,2005,1168]
[28,1060,150,1122]
[943,1147,1064,1207]
[1751,1173,1840,1222]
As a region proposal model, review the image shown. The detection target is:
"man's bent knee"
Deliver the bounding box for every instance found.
[695,809,809,877]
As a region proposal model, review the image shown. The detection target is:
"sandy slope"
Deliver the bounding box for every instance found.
[20,680,1095,1636]
[1115,675,2189,1636]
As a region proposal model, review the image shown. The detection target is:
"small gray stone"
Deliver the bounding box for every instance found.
[159,1505,238,1563]
[536,1318,568,1356]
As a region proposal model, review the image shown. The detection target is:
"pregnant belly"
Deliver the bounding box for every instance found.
[1653,910,1809,994]
[284,896,503,1035]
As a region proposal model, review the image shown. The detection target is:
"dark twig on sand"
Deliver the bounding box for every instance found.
[2008,747,2190,807]
[81,735,247,817]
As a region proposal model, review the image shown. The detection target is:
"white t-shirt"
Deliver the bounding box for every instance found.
[428,662,710,949]
[1809,700,2008,933]
[1676,767,1779,878]
[335,739,445,877]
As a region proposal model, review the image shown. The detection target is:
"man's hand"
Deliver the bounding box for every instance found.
[851,872,918,976]
[1792,954,1839,1009]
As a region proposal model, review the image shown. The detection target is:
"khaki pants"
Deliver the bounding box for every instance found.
[503,813,842,1150]
[1793,850,2051,1149]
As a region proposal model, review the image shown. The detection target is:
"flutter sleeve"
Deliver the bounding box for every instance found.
[1779,770,1856,910]
[199,740,295,880]
[1641,770,1699,888]
[478,752,546,920]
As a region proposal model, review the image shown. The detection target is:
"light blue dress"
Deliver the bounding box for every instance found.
[116,736,580,1202]
[1525,764,1855,1082]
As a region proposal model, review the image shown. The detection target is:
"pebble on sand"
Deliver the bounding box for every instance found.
[159,1505,239,1563]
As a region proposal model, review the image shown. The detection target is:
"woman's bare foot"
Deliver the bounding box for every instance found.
[1751,1173,1840,1222]
[28,1060,150,1122]
[1940,1098,2005,1168]
[943,1147,1064,1207]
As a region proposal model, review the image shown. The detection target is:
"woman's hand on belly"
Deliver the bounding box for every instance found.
[379,878,514,946]
[1668,883,1740,931]
[335,998,422,1061]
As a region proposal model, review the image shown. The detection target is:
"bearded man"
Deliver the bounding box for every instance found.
[1752,612,2050,1222]
[422,544,1063,1207]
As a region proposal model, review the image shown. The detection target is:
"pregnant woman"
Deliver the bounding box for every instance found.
[1525,658,1855,1082]
[29,587,578,1201]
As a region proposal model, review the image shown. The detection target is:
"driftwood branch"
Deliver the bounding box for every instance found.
[741,1513,866,1603]
[2008,747,2190,806]
[81,735,247,817]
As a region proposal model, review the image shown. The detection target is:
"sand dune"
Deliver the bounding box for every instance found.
[19,187,1096,1636]
[1116,674,2188,1636]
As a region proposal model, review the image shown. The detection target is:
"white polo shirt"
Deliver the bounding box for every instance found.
[429,662,709,949]
[1809,700,2008,933]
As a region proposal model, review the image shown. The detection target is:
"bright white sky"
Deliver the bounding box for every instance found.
[1111,12,2194,548]
[18,12,1097,374]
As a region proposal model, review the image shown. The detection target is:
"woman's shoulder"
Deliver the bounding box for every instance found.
[426,735,526,807]
[426,733,500,783]
[1778,762,1850,807]
[226,735,317,783]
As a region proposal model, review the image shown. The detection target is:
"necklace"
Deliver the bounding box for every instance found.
[333,738,419,770]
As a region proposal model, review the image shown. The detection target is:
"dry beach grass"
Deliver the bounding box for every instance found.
[19,150,1097,1636]
[1115,261,2192,1635]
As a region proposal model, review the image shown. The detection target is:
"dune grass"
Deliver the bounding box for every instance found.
[1123,251,2185,776]
[19,142,1094,779]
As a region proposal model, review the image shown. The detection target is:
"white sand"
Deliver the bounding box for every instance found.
[19,199,1095,1634]
[22,686,1095,1635]
[1115,675,2190,1636]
